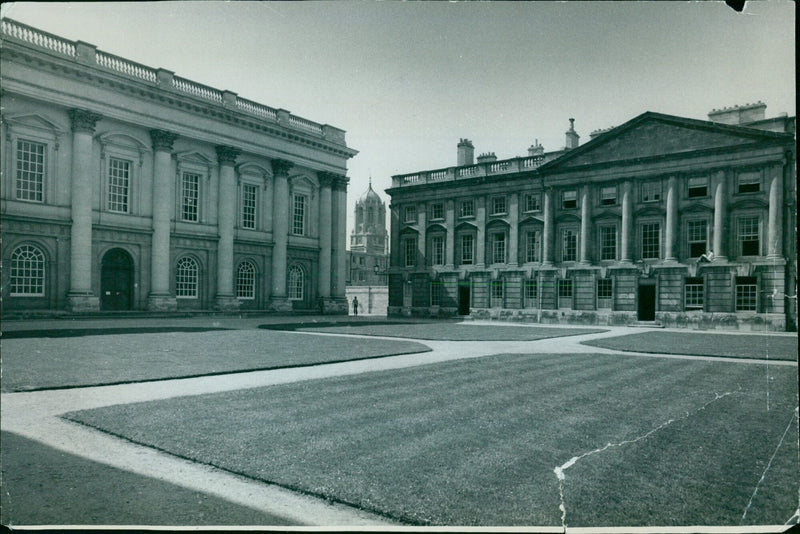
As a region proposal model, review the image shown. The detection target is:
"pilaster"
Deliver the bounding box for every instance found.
[542,188,554,266]
[215,145,241,311]
[269,158,293,310]
[579,185,592,264]
[767,164,784,259]
[665,176,679,262]
[148,129,178,311]
[317,172,334,301]
[620,180,633,263]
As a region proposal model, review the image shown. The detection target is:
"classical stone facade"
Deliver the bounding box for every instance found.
[1,19,357,314]
[387,104,796,331]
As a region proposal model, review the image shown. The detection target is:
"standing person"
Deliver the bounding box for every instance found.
[352,296,359,316]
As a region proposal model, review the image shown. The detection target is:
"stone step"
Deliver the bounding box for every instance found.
[630,321,664,328]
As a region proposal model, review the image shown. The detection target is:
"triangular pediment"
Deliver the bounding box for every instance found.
[4,113,66,134]
[541,112,792,170]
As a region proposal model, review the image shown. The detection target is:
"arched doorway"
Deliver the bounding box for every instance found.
[101,248,134,310]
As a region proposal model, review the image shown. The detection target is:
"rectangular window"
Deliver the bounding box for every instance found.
[491,280,504,307]
[735,277,758,312]
[404,205,417,223]
[739,217,760,256]
[404,238,417,267]
[459,199,474,218]
[181,172,200,222]
[558,279,573,308]
[562,229,577,262]
[600,225,617,261]
[16,139,45,202]
[642,181,661,202]
[460,234,474,265]
[597,278,613,299]
[685,277,704,310]
[524,193,541,212]
[525,230,540,263]
[688,176,708,198]
[524,280,538,307]
[107,157,130,213]
[737,172,760,194]
[492,233,506,264]
[600,186,617,206]
[641,222,660,259]
[430,282,442,306]
[241,184,257,229]
[562,190,577,209]
[431,235,445,265]
[491,196,507,215]
[687,220,707,257]
[430,202,444,220]
[292,194,306,235]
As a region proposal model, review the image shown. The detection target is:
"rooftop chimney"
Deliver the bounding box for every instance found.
[476,152,497,163]
[528,138,544,157]
[708,101,766,125]
[457,138,475,166]
[565,118,580,150]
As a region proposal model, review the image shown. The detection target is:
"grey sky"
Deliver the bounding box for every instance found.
[2,1,795,239]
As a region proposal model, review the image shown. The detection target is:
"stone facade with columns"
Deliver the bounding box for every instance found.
[386,106,796,331]
[0,19,356,314]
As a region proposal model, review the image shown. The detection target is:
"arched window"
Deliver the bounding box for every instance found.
[237,260,256,299]
[10,244,45,296]
[288,265,304,301]
[176,257,199,298]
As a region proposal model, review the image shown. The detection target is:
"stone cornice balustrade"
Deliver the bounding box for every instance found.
[391,154,546,188]
[0,18,355,154]
[68,109,102,134]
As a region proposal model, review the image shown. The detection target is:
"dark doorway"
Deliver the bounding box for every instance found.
[458,284,471,315]
[101,248,133,311]
[637,284,656,321]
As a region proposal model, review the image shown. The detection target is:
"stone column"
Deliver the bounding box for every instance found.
[445,199,455,269]
[620,181,633,262]
[476,196,486,268]
[712,170,727,261]
[542,188,555,265]
[214,145,241,310]
[665,176,679,262]
[67,109,102,311]
[270,159,293,311]
[579,185,592,264]
[417,203,427,268]
[317,172,334,310]
[332,175,349,309]
[148,130,178,311]
[508,193,519,266]
[390,204,400,267]
[767,164,784,259]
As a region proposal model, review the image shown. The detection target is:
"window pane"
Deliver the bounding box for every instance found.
[738,172,760,193]
[241,184,257,229]
[404,238,417,266]
[524,280,538,307]
[562,190,577,209]
[685,277,704,309]
[16,140,45,202]
[642,181,661,202]
[107,158,130,212]
[562,229,577,262]
[600,226,616,260]
[430,203,444,220]
[688,176,708,198]
[600,186,616,205]
[525,230,540,263]
[10,244,45,296]
[176,257,199,298]
[739,217,760,256]
[492,196,506,214]
[525,194,540,212]
[492,233,506,263]
[460,200,474,218]
[431,236,444,265]
[735,277,758,311]
[461,234,474,264]
[641,223,660,259]
[288,266,304,300]
[182,173,200,222]
[292,195,306,235]
[687,220,707,257]
[236,261,256,299]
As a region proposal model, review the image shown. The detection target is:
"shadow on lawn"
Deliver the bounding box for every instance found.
[2,327,232,339]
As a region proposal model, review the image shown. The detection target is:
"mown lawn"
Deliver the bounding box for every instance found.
[581,331,798,361]
[65,352,799,527]
[262,322,606,341]
[0,330,429,392]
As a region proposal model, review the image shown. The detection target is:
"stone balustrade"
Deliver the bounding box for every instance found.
[392,154,545,187]
[1,17,340,144]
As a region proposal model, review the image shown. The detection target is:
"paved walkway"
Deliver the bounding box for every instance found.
[1,318,796,526]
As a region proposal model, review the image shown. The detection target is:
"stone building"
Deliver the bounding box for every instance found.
[386,103,796,331]
[347,179,389,286]
[1,18,357,314]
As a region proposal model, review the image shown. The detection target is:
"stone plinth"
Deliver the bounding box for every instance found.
[214,296,241,312]
[269,297,293,313]
[67,294,100,312]
[147,294,178,312]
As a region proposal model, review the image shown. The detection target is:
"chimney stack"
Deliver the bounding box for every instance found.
[476,152,497,163]
[457,138,475,166]
[565,118,580,150]
[528,138,544,157]
[708,101,766,125]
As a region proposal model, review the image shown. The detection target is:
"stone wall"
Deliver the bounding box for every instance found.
[345,286,388,316]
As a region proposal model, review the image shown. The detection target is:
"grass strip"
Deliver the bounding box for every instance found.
[1,330,429,392]
[581,331,798,361]
[65,352,798,526]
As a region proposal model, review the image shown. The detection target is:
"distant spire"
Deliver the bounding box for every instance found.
[368,176,372,188]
